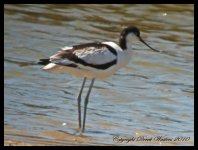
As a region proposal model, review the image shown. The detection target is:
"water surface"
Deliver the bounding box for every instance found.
[4,4,194,146]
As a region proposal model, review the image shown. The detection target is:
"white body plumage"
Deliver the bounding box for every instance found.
[39,26,160,133]
[43,42,132,79]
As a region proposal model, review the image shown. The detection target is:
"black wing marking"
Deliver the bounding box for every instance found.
[42,42,118,70]
[73,43,117,56]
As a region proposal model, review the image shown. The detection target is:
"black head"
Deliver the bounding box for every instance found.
[120,26,140,38]
[119,26,160,52]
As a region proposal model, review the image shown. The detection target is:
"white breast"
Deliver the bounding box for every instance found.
[102,41,131,67]
[42,42,132,79]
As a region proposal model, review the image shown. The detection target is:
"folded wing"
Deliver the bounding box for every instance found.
[50,43,117,70]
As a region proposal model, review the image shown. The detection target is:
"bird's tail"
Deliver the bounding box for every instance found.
[38,59,50,65]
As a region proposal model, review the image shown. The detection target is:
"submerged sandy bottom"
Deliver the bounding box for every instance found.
[4,140,32,146]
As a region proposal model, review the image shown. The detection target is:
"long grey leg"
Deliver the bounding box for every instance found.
[82,78,95,133]
[77,77,87,129]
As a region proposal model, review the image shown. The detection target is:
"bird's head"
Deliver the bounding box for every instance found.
[119,26,160,52]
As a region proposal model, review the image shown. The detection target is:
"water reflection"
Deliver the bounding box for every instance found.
[4,4,194,146]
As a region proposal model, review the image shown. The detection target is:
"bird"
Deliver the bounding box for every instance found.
[38,26,160,133]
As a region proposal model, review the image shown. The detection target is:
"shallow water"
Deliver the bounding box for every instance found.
[4,4,194,146]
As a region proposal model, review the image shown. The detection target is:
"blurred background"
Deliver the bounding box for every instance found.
[4,4,194,145]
